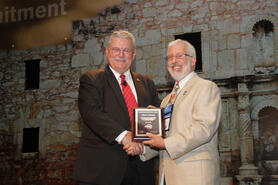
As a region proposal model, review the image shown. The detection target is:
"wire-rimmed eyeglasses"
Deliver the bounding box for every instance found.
[109,47,134,56]
[166,53,193,61]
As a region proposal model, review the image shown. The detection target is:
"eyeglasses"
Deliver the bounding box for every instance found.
[166,53,193,61]
[109,47,134,56]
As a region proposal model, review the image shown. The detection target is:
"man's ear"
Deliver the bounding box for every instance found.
[191,57,197,69]
[105,47,109,56]
[132,49,136,60]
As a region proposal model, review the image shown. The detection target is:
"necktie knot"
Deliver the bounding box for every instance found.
[120,74,125,80]
[120,74,126,86]
[174,82,180,93]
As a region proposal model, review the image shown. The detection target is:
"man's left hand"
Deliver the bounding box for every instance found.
[143,133,165,149]
[123,142,143,156]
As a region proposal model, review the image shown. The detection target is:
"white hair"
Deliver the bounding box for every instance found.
[168,39,196,58]
[108,30,136,49]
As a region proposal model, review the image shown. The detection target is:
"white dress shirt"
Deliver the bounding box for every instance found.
[174,71,195,95]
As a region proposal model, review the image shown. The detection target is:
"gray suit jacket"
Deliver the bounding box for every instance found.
[141,73,222,185]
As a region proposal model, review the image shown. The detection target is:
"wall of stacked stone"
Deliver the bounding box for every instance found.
[0,0,278,184]
[71,2,278,183]
[0,44,79,184]
[72,0,278,82]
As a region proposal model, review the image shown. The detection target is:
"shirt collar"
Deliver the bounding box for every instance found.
[175,71,195,93]
[109,66,131,81]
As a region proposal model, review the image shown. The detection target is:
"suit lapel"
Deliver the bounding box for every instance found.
[104,66,129,114]
[162,74,199,108]
[175,73,199,103]
[161,94,171,108]
[131,72,144,107]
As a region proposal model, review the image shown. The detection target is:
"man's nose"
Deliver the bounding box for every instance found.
[168,60,174,67]
[169,57,178,64]
[118,50,125,57]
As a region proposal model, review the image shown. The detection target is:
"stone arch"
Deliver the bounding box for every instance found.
[245,14,278,34]
[251,100,278,120]
[244,14,278,71]
[251,99,278,139]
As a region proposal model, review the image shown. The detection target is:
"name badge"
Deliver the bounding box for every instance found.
[163,104,173,119]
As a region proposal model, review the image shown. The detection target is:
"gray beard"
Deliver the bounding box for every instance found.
[168,62,191,81]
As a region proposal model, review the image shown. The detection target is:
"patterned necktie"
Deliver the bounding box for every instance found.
[120,74,138,124]
[169,82,180,105]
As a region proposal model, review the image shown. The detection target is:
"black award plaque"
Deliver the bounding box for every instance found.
[132,108,165,141]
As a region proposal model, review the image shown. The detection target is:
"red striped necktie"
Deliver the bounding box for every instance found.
[120,74,138,123]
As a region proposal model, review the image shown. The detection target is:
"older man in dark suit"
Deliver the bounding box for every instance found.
[73,30,159,185]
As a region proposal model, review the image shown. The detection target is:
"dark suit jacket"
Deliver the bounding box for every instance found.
[73,65,159,185]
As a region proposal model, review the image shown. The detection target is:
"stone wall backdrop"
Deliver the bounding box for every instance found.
[1,0,278,185]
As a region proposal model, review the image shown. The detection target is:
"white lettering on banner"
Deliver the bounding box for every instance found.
[0,0,67,24]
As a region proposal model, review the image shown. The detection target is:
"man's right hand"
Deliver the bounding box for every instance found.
[121,131,143,156]
[121,131,132,145]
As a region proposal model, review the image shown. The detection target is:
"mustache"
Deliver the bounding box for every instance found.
[168,62,182,68]
[112,57,127,62]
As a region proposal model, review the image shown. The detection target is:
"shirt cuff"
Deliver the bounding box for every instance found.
[115,130,128,143]
[139,146,147,161]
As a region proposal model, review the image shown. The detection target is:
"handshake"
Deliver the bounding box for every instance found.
[120,131,143,156]
[119,131,165,156]
[119,105,167,156]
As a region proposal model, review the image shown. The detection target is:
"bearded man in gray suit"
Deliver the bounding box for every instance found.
[139,39,222,185]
